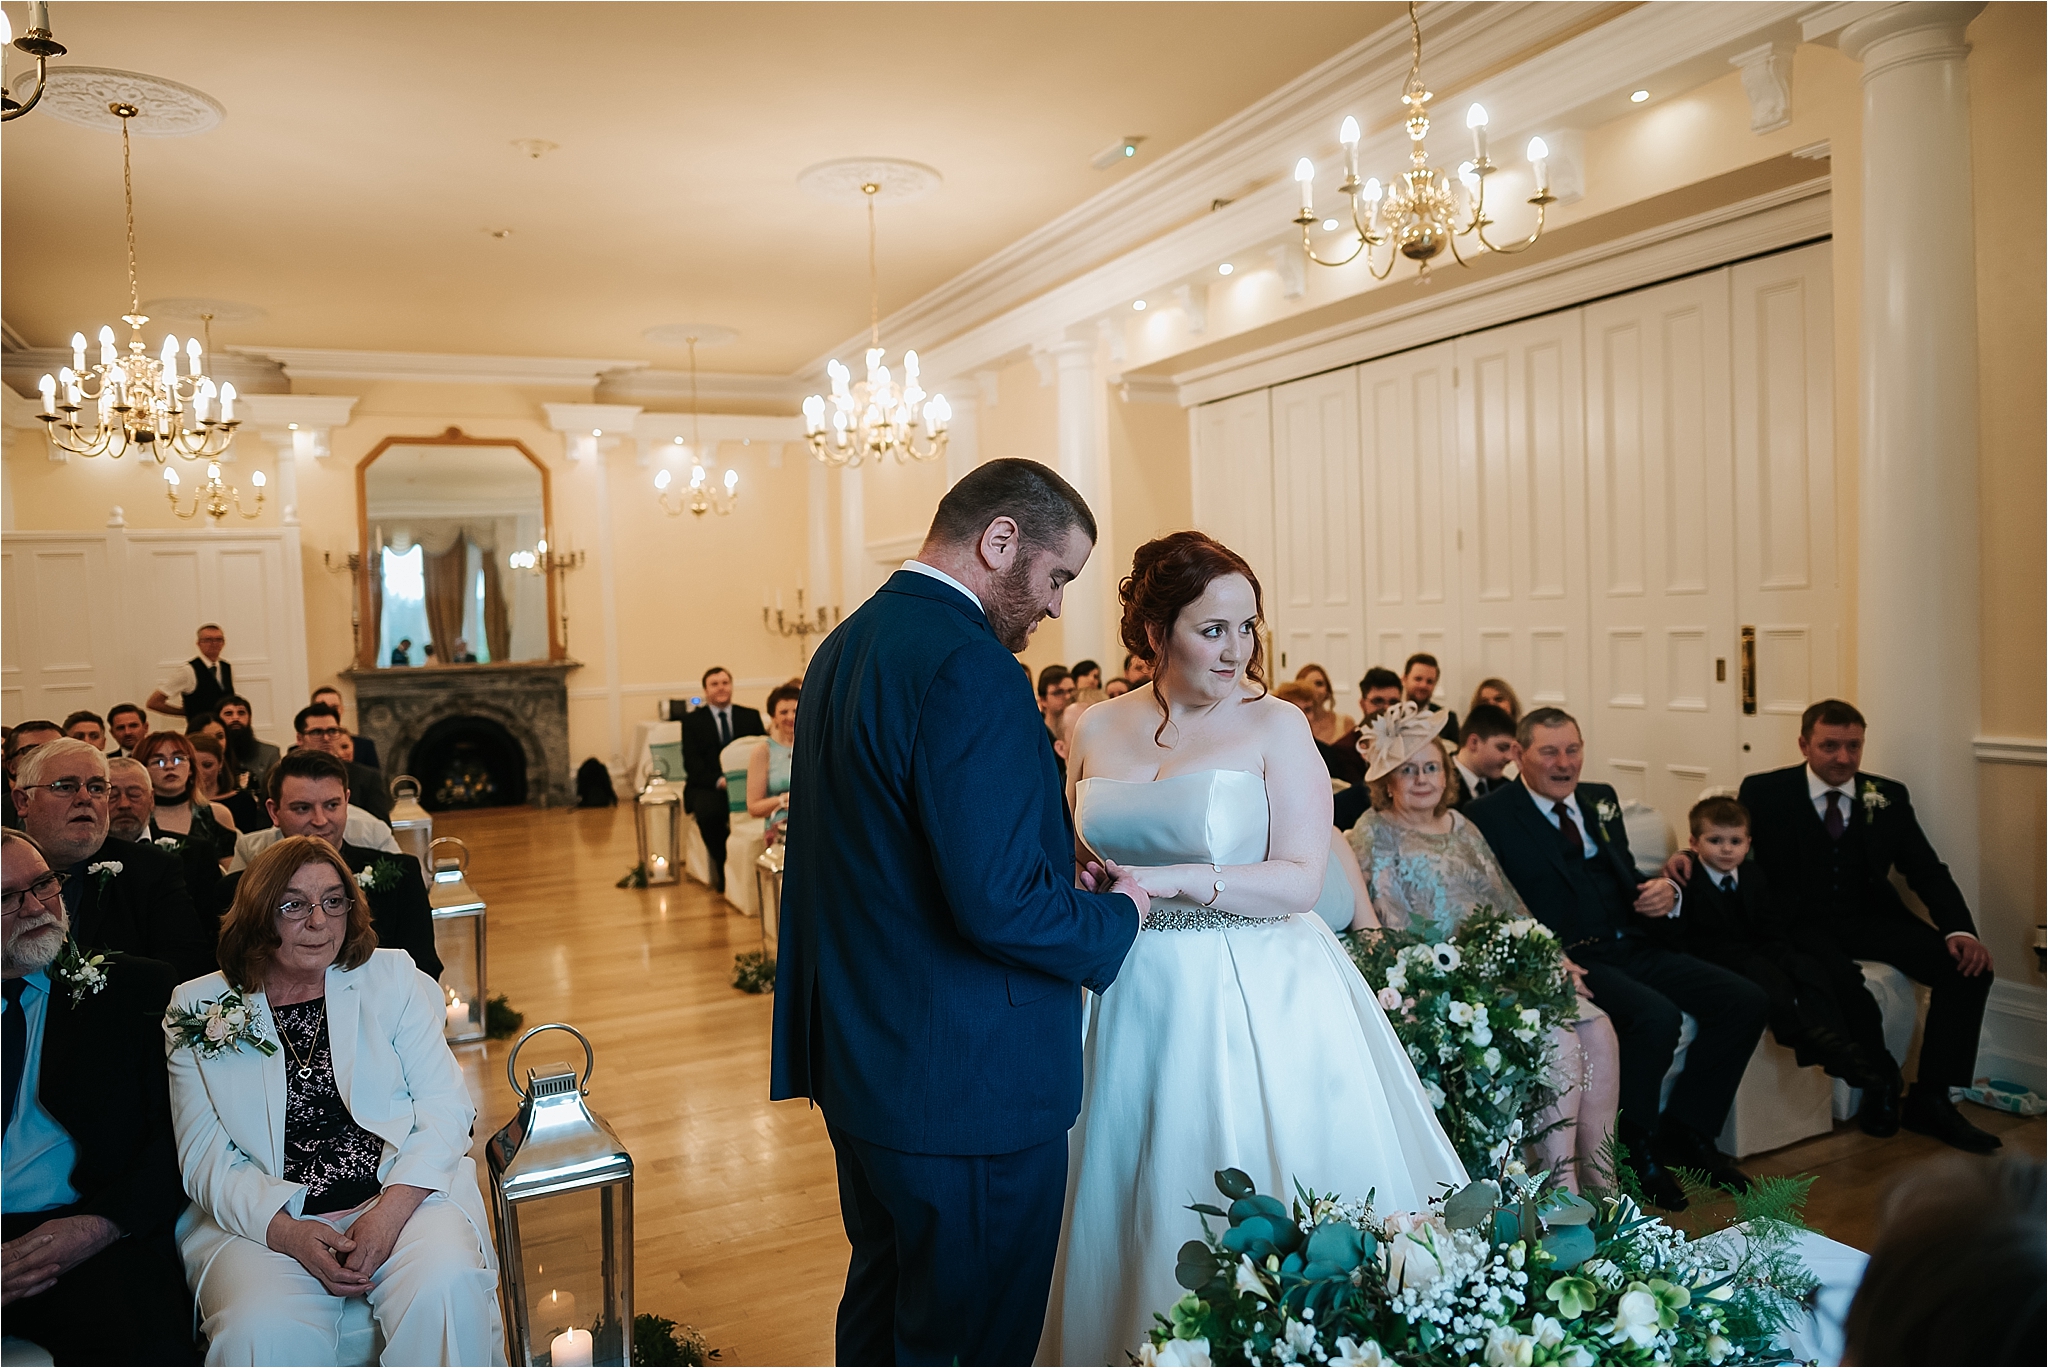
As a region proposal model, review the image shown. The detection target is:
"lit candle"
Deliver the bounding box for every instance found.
[1339,116,1360,181]
[219,381,236,422]
[549,1328,594,1367]
[1294,157,1315,212]
[98,326,115,366]
[445,995,467,1033]
[186,336,203,378]
[71,333,86,372]
[650,854,669,877]
[38,374,55,414]
[1467,104,1489,164]
[1528,136,1550,195]
[534,1287,578,1332]
[161,335,179,373]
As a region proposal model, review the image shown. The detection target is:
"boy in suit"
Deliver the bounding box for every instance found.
[1676,796,1901,1132]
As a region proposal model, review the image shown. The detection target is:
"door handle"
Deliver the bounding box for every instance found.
[1740,626,1756,716]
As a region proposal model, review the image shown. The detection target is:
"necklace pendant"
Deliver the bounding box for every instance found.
[295,1065,313,1080]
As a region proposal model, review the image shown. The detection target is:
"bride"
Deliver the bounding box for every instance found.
[1041,531,1467,1367]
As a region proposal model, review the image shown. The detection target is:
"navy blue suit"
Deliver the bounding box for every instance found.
[771,568,1139,1365]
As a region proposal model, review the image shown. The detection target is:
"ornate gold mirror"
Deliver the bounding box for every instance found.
[355,428,560,669]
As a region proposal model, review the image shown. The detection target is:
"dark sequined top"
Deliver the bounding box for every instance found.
[272,997,386,1215]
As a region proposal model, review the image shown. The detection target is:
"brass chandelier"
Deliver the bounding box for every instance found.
[802,182,950,468]
[654,336,739,518]
[35,102,239,461]
[164,460,263,522]
[1291,2,1553,279]
[0,4,66,123]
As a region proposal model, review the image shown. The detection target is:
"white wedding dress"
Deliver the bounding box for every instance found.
[1039,770,1468,1367]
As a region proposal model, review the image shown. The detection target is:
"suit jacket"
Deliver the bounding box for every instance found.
[70,836,216,984]
[241,740,282,792]
[214,844,442,980]
[349,735,382,770]
[1675,862,1788,957]
[346,761,392,821]
[682,703,765,816]
[1464,780,1652,950]
[770,569,1141,1155]
[1737,764,1976,939]
[21,952,185,1239]
[1449,762,1506,812]
[166,950,490,1251]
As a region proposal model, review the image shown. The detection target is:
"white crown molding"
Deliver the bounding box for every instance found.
[632,412,804,447]
[595,367,809,411]
[1973,736,2047,766]
[235,347,648,387]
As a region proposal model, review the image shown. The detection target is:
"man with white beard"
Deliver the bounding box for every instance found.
[0,829,194,1363]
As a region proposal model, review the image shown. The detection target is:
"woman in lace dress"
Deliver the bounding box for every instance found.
[1346,704,1620,1192]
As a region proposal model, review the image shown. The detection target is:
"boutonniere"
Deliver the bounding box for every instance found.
[352,856,407,895]
[1593,797,1622,833]
[1859,779,1889,818]
[51,940,110,1007]
[165,990,278,1061]
[85,859,123,891]
[153,835,185,853]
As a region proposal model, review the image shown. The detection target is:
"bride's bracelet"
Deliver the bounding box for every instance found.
[1200,863,1227,908]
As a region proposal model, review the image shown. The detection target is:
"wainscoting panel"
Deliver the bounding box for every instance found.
[1270,367,1363,684]
[1190,388,1275,593]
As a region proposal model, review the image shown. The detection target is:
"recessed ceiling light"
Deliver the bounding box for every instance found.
[485,228,514,239]
[1322,218,1340,232]
[1132,299,1147,311]
[1218,263,1234,276]
[1630,89,1650,103]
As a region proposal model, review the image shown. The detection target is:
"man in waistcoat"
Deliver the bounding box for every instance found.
[145,624,233,723]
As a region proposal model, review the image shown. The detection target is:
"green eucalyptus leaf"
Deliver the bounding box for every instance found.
[1216,1168,1257,1202]
[1443,1179,1502,1230]
[1175,1242,1220,1291]
[1230,1194,1290,1225]
[1540,1223,1596,1270]
[1304,1221,1365,1271]
[1543,1191,1599,1226]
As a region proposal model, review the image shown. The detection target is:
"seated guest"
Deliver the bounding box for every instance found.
[191,733,269,837]
[1068,659,1103,693]
[1272,680,1319,722]
[218,754,439,978]
[293,705,391,821]
[1,829,196,1365]
[10,739,215,984]
[1324,667,1405,788]
[214,695,281,793]
[1102,677,1131,699]
[105,758,158,845]
[1346,704,1619,1193]
[1401,652,1458,740]
[59,712,107,754]
[230,800,396,871]
[1121,650,1152,687]
[1465,708,1767,1209]
[389,637,413,668]
[1467,676,1522,727]
[747,684,800,840]
[1037,665,1075,737]
[106,703,150,759]
[1293,663,1356,747]
[311,686,380,770]
[3,720,64,828]
[1716,699,1997,1153]
[169,837,495,1364]
[1451,704,1518,807]
[135,732,241,913]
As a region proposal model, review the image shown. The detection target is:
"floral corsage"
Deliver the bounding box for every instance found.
[52,940,110,1007]
[1860,778,1889,818]
[352,856,408,895]
[166,991,278,1060]
[1594,796,1622,834]
[153,835,185,854]
[85,859,123,891]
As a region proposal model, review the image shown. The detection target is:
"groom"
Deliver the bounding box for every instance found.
[772,458,1148,1366]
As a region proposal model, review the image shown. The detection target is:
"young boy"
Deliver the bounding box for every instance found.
[1678,796,1903,1133]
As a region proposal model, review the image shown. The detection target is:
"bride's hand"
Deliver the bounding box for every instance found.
[1130,865,1195,900]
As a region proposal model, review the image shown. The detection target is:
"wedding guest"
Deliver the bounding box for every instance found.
[215,695,281,792]
[2,721,62,829]
[1468,676,1523,726]
[682,667,764,895]
[747,683,800,839]
[59,712,107,754]
[1294,663,1357,747]
[1452,704,1518,808]
[1121,650,1152,686]
[1103,677,1131,699]
[293,705,391,822]
[9,739,216,986]
[145,623,234,722]
[451,638,479,664]
[105,704,150,760]
[186,713,227,748]
[311,687,380,770]
[0,829,196,1365]
[215,753,439,978]
[1466,708,1766,1209]
[169,837,496,1363]
[134,732,241,917]
[105,758,157,845]
[1346,704,1619,1192]
[1715,699,1997,1154]
[191,733,268,837]
[1069,659,1103,693]
[1324,668,1405,788]
[1402,652,1459,740]
[1037,665,1076,734]
[1675,796,1900,1127]
[389,637,413,668]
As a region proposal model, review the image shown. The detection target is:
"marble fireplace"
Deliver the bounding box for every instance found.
[345,661,578,809]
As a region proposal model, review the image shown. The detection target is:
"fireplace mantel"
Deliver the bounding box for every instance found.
[344,661,580,807]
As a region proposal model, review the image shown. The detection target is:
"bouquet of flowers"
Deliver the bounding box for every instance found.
[1343,908,1580,1175]
[165,990,278,1060]
[1144,1164,1817,1366]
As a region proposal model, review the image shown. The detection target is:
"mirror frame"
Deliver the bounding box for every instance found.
[354,426,561,669]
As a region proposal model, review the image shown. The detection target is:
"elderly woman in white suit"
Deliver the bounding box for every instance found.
[166,835,502,1366]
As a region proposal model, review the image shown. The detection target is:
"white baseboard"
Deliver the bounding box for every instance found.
[1976,978,2047,1092]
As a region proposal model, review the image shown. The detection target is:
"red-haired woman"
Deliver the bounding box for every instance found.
[1040,532,1468,1366]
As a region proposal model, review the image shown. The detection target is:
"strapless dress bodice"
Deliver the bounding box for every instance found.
[1075,769,1268,875]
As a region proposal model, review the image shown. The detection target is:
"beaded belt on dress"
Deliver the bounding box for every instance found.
[1145,907,1268,933]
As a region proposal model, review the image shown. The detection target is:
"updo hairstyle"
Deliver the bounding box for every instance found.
[1118,531,1268,742]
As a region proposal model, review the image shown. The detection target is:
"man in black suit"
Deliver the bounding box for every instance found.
[293,703,392,822]
[2,828,196,1364]
[1451,704,1517,809]
[311,686,380,770]
[105,704,150,760]
[11,739,216,984]
[682,667,764,894]
[1679,699,1997,1153]
[213,752,441,979]
[1465,708,1767,1208]
[1402,653,1460,742]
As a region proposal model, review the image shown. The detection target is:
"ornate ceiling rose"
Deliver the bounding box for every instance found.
[796,158,942,206]
[12,66,223,135]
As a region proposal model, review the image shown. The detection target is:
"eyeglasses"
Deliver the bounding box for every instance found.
[300,727,341,740]
[277,893,355,921]
[2,871,68,915]
[147,756,190,769]
[17,779,110,799]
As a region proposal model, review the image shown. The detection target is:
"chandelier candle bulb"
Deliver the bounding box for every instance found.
[186,337,202,378]
[1527,136,1549,193]
[1467,103,1488,162]
[219,382,236,423]
[1294,158,1315,211]
[1340,116,1360,180]
[38,375,55,414]
[98,327,114,366]
[71,333,85,372]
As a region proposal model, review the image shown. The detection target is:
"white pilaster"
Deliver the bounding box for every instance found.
[1838,1,1985,906]
[934,378,979,488]
[243,394,359,530]
[1045,337,1110,664]
[838,464,867,610]
[808,458,833,606]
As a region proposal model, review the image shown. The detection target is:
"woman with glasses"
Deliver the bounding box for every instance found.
[167,836,500,1365]
[134,731,241,914]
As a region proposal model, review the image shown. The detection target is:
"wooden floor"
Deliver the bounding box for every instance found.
[443,804,2046,1366]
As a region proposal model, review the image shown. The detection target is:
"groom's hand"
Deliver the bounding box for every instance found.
[1103,859,1151,925]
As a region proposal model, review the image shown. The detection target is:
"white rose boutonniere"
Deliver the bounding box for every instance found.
[85,860,124,894]
[1860,779,1889,819]
[153,835,183,851]
[52,940,110,1007]
[352,856,408,895]
[1594,797,1622,834]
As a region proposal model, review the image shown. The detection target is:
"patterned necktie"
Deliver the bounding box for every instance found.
[3,979,27,1131]
[1553,801,1584,857]
[1824,790,1846,841]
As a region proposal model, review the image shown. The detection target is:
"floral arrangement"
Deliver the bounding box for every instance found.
[51,940,110,1007]
[731,951,776,995]
[1343,908,1579,1175]
[1143,1164,1817,1366]
[353,856,410,895]
[165,990,278,1060]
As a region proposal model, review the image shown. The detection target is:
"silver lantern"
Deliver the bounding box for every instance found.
[487,1024,634,1367]
[387,775,435,882]
[634,780,683,886]
[426,836,487,1044]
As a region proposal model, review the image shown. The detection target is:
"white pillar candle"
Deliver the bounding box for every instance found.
[549,1328,594,1366]
[445,996,467,1032]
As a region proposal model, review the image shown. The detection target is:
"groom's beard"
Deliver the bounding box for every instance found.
[983,554,1045,654]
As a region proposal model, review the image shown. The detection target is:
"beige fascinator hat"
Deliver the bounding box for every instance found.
[1360,700,1452,783]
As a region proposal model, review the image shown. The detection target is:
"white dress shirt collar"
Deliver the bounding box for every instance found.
[1522,782,1597,858]
[1806,765,1858,821]
[900,559,983,612]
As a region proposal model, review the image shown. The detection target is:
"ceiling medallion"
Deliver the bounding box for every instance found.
[796,157,942,206]
[141,297,267,324]
[1290,1,1552,280]
[653,335,739,519]
[11,65,224,135]
[642,323,738,350]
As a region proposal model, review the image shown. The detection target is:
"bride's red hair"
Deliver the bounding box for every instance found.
[1118,531,1268,743]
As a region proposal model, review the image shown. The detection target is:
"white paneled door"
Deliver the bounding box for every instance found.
[0,537,118,726]
[1189,388,1277,597]
[1357,341,1461,701]
[1269,368,1363,688]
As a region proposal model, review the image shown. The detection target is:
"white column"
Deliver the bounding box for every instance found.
[838,464,867,610]
[1045,337,1110,664]
[1839,1,1985,904]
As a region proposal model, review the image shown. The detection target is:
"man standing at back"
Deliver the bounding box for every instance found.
[772,458,1147,1366]
[144,623,233,722]
[682,667,764,895]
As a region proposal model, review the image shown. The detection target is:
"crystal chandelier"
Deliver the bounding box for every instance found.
[654,336,739,518]
[1291,2,1553,280]
[35,103,240,461]
[802,183,950,468]
[0,4,66,123]
[164,461,263,522]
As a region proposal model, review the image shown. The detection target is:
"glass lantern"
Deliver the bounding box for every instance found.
[754,844,783,960]
[388,775,434,881]
[487,1024,634,1367]
[426,836,487,1044]
[635,780,683,886]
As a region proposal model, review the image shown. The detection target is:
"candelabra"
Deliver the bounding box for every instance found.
[653,335,739,517]
[513,543,586,655]
[0,4,65,123]
[164,462,263,522]
[325,551,362,656]
[763,589,837,664]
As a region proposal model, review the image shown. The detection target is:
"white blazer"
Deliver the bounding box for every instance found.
[166,948,493,1257]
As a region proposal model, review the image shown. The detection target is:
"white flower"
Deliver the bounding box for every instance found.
[1506,917,1536,938]
[202,1014,233,1043]
[1234,1254,1271,1301]
[1482,1046,1502,1071]
[224,1007,248,1028]
[154,836,180,849]
[1519,1007,1542,1029]
[1376,986,1402,1012]
[1329,1339,1385,1367]
[1482,1325,1534,1366]
[1274,1317,1317,1365]
[1558,1349,1596,1367]
[1423,1079,1446,1109]
[1860,780,1889,814]
[1470,1021,1494,1047]
[355,868,376,890]
[85,861,123,877]
[1580,1258,1623,1289]
[1607,1286,1662,1348]
[1595,798,1621,825]
[1532,1314,1566,1348]
[1447,1000,1475,1026]
[1704,1334,1732,1364]
[1431,942,1462,971]
[1386,1231,1442,1292]
[1141,1337,1212,1367]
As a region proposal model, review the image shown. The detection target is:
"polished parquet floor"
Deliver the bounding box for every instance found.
[443,804,2045,1366]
